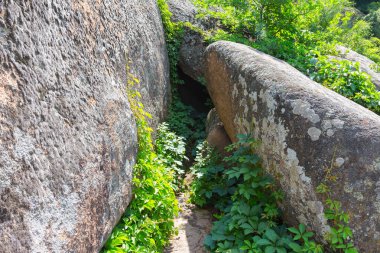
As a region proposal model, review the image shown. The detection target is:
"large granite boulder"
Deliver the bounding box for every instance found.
[205,41,380,251]
[336,45,380,90]
[0,0,169,252]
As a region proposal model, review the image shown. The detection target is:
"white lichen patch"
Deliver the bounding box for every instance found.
[232,85,239,99]
[367,159,380,172]
[248,92,258,112]
[252,103,258,112]
[291,99,320,124]
[285,148,330,235]
[287,148,299,166]
[326,129,335,137]
[233,116,251,136]
[332,118,344,129]
[321,118,345,137]
[322,120,332,131]
[374,159,380,172]
[344,184,354,193]
[259,89,277,114]
[364,178,374,187]
[308,127,322,141]
[14,127,36,160]
[239,98,247,108]
[335,157,345,167]
[249,91,257,102]
[375,181,380,213]
[238,74,248,90]
[353,191,364,201]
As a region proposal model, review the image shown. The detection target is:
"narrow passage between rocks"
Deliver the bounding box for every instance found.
[165,185,213,253]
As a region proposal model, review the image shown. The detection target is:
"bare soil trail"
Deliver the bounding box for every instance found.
[165,192,213,253]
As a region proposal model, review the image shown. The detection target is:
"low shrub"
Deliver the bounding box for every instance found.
[191,135,358,253]
[102,69,185,253]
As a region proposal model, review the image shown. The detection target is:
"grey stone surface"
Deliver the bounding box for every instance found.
[205,41,380,251]
[336,45,380,90]
[168,0,216,82]
[0,0,169,252]
[205,108,231,154]
[167,0,198,24]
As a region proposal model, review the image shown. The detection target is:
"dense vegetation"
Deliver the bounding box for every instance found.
[104,0,380,252]
[190,136,357,253]
[102,70,186,252]
[194,0,380,114]
[158,0,209,153]
[156,0,373,252]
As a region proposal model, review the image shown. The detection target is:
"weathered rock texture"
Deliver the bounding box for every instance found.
[205,41,380,251]
[0,1,169,252]
[206,108,231,154]
[336,45,380,90]
[168,0,217,82]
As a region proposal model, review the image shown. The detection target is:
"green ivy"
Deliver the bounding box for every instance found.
[315,159,358,253]
[157,0,185,87]
[158,0,208,156]
[307,52,380,114]
[102,68,186,253]
[156,122,188,191]
[191,134,358,253]
[190,141,233,209]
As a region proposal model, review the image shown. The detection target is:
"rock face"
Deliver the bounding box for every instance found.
[168,0,216,82]
[336,45,380,90]
[205,108,231,154]
[205,41,380,251]
[0,1,169,252]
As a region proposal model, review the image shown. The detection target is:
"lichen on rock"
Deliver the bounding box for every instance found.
[205,40,380,251]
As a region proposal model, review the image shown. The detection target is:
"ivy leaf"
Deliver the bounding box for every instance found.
[287,227,299,235]
[204,235,215,249]
[264,246,276,253]
[265,229,278,243]
[241,222,256,235]
[299,223,306,234]
[257,239,271,246]
[288,242,302,252]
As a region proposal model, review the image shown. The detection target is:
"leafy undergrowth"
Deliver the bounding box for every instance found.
[158,0,208,156]
[191,0,380,115]
[307,52,380,114]
[102,70,186,252]
[190,135,358,253]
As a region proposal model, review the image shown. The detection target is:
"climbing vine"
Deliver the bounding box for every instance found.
[102,67,186,252]
[157,0,208,153]
[157,0,185,87]
[190,135,358,253]
[316,155,358,253]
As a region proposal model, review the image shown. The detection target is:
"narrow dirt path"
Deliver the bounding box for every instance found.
[165,192,213,253]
